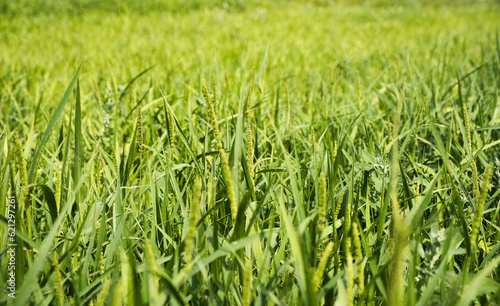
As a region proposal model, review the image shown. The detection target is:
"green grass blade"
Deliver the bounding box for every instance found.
[27,67,80,184]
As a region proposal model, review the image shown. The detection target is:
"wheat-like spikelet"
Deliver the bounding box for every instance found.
[414,100,425,139]
[344,201,351,237]
[13,132,28,204]
[318,172,327,234]
[95,279,111,306]
[221,150,237,222]
[346,237,354,306]
[461,102,480,202]
[95,152,102,193]
[333,140,338,161]
[471,161,480,203]
[202,79,237,222]
[112,146,118,176]
[53,256,65,306]
[313,241,334,289]
[470,164,493,255]
[242,259,253,306]
[247,125,255,182]
[185,177,202,265]
[203,79,223,151]
[334,189,344,223]
[88,172,94,207]
[206,156,214,205]
[352,222,364,296]
[462,102,472,154]
[99,251,105,273]
[167,106,175,149]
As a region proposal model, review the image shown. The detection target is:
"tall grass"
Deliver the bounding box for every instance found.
[1,1,500,305]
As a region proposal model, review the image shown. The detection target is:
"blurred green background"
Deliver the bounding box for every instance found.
[1,0,498,16]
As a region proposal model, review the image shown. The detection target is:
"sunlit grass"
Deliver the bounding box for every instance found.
[1,1,500,305]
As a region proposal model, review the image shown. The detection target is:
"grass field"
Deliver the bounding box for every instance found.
[1,0,500,305]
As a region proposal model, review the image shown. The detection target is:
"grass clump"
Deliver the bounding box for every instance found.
[0,1,500,305]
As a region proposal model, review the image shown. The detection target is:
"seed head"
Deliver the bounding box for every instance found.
[346,237,354,306]
[167,107,175,148]
[203,79,223,151]
[462,102,472,154]
[185,177,202,265]
[221,150,237,223]
[310,126,316,154]
[53,256,65,306]
[472,161,480,203]
[352,223,364,295]
[95,279,111,306]
[470,164,493,256]
[344,201,351,236]
[247,125,255,181]
[334,189,344,223]
[202,79,236,222]
[313,241,334,289]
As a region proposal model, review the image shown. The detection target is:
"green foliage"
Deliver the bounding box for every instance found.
[0,0,249,16]
[1,1,500,305]
[1,0,497,17]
